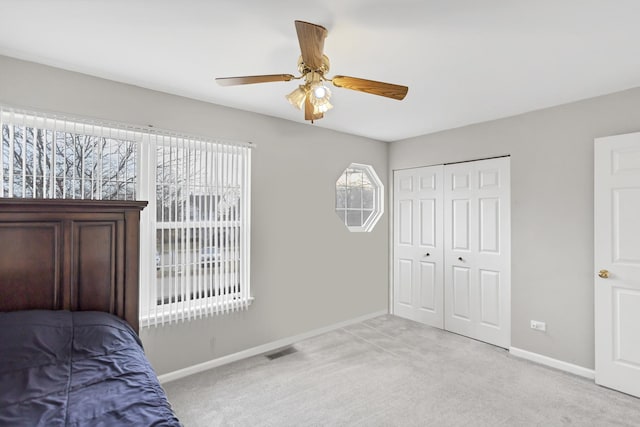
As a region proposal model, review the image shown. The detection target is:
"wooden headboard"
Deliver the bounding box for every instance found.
[0,199,147,333]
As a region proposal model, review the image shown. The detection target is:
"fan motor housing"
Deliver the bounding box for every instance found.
[298,54,330,75]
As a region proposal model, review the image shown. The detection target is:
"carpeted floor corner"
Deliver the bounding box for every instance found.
[163,315,640,427]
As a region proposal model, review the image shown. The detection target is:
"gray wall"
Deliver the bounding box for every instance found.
[4,53,640,373]
[390,88,640,369]
[0,55,389,375]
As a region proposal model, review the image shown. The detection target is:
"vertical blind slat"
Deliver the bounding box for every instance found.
[21,119,26,197]
[214,142,220,315]
[0,107,4,197]
[171,136,178,325]
[158,135,166,323]
[232,144,238,311]
[224,145,230,314]
[8,111,14,197]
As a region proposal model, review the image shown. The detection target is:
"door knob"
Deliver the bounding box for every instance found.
[598,269,609,279]
[424,252,430,257]
[458,257,464,261]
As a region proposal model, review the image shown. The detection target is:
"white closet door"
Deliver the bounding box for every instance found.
[595,133,640,398]
[444,157,510,348]
[393,166,444,328]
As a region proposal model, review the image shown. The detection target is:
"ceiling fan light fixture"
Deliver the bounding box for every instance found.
[216,20,408,123]
[309,82,331,104]
[313,84,327,99]
[308,82,332,114]
[286,86,307,110]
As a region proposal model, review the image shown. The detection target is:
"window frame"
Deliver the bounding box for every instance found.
[335,163,384,232]
[138,134,252,326]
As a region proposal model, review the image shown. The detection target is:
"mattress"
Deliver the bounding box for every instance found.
[0,310,181,426]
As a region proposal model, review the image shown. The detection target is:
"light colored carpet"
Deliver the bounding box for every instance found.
[163,315,640,427]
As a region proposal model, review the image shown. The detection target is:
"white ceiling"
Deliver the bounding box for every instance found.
[1,1,640,142]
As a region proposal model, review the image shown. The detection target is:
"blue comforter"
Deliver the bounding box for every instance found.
[0,310,181,426]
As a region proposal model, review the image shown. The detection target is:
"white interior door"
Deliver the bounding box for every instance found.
[444,157,511,348]
[393,166,444,328]
[595,133,640,398]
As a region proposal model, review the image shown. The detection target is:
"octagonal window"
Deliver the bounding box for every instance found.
[335,163,383,232]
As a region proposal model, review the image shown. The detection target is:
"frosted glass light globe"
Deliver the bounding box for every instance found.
[313,85,327,98]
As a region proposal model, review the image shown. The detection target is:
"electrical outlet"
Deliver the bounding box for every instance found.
[530,320,546,332]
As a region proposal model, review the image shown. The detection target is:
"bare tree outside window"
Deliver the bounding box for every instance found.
[154,145,240,223]
[2,124,136,200]
[154,142,244,305]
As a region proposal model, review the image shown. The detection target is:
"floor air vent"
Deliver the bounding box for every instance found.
[265,346,298,360]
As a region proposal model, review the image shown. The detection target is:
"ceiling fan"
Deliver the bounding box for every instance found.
[216,20,409,123]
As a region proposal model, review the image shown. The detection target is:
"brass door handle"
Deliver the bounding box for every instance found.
[598,269,609,279]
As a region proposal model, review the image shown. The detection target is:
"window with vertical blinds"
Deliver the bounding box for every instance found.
[1,106,252,327]
[139,134,252,326]
[1,108,137,200]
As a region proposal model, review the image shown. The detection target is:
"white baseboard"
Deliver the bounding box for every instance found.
[509,346,595,379]
[158,309,388,384]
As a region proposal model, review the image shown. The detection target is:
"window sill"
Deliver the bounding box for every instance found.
[140,296,254,327]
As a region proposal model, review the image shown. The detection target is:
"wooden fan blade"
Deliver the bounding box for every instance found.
[305,96,323,122]
[332,75,408,100]
[216,74,295,86]
[295,20,327,70]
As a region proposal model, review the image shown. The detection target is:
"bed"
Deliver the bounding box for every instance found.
[0,199,181,426]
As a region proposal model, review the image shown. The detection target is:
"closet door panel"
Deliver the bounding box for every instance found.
[398,200,413,245]
[444,157,510,348]
[479,269,501,327]
[452,266,471,320]
[444,162,476,338]
[479,198,500,254]
[397,259,413,306]
[419,199,436,247]
[393,166,444,328]
[452,200,470,251]
[419,261,437,311]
